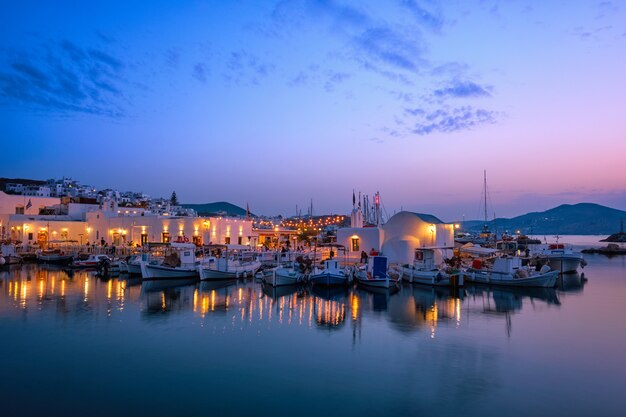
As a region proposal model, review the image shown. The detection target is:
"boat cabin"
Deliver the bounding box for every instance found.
[492,257,522,274]
[367,255,388,279]
[413,249,435,270]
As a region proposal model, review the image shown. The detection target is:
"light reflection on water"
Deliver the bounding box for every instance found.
[1,256,625,417]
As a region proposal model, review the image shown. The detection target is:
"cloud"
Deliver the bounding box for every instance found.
[0,39,127,117]
[324,70,350,91]
[433,80,492,98]
[399,0,444,31]
[354,26,425,72]
[405,106,497,135]
[165,49,180,68]
[193,62,208,82]
[224,50,275,85]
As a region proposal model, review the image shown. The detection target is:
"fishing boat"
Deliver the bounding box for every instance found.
[36,249,74,265]
[401,248,463,287]
[264,262,307,287]
[355,255,399,289]
[123,254,143,275]
[197,255,261,280]
[462,256,558,287]
[140,243,200,280]
[0,244,22,265]
[529,242,586,273]
[309,258,351,286]
[69,254,112,269]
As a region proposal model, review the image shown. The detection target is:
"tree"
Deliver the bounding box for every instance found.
[170,191,179,206]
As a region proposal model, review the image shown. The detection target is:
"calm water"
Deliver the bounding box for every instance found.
[1,248,625,416]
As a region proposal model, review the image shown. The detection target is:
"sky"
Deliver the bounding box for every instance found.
[1,0,625,221]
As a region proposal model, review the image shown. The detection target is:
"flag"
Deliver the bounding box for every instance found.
[25,199,32,210]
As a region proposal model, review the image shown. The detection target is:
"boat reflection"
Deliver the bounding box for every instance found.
[465,285,561,313]
[142,281,196,315]
[558,272,586,293]
[354,285,399,313]
[0,264,573,338]
[1,265,137,317]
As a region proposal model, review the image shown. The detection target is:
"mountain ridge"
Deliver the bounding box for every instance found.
[460,203,626,235]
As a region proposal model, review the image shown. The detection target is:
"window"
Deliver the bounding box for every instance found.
[193,236,202,246]
[61,230,69,240]
[224,236,231,245]
[162,232,170,243]
[28,233,33,241]
[141,233,148,245]
[237,236,242,245]
[15,206,24,214]
[351,238,360,252]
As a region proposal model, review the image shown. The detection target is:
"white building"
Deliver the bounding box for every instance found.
[337,205,454,265]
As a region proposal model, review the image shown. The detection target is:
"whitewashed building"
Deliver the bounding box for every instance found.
[337,201,454,264]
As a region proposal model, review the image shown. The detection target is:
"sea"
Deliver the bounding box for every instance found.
[1,236,625,417]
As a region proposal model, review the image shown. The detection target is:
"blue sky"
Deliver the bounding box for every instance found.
[1,0,625,220]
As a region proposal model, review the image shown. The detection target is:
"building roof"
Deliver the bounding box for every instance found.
[387,211,445,225]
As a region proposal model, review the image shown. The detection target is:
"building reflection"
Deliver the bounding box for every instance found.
[0,265,568,339]
[1,264,140,318]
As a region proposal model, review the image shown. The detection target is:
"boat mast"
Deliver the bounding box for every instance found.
[483,170,488,224]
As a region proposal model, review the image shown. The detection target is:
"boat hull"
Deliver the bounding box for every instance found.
[198,263,260,280]
[402,267,464,286]
[463,270,558,287]
[356,276,398,289]
[309,272,349,286]
[36,255,74,265]
[547,256,582,274]
[141,262,199,280]
[265,269,305,286]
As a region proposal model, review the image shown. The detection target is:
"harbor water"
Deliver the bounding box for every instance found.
[1,243,625,416]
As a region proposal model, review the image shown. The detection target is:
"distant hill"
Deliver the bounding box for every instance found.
[0,177,46,192]
[461,203,626,235]
[182,202,250,217]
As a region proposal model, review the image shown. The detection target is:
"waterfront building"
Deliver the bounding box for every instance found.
[0,191,254,248]
[336,196,454,264]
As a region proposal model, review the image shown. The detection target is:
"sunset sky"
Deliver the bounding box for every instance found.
[1,0,625,220]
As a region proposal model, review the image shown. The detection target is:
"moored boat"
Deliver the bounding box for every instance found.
[529,243,585,273]
[400,248,463,287]
[141,243,200,280]
[36,249,74,265]
[309,258,351,286]
[462,256,558,287]
[355,255,399,289]
[198,256,261,280]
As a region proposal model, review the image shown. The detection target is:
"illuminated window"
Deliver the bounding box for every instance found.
[351,238,360,252]
[61,230,69,240]
[162,232,170,243]
[224,236,231,245]
[141,233,148,245]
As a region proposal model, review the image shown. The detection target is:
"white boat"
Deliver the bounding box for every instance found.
[70,254,112,269]
[356,255,399,289]
[124,254,143,275]
[401,248,463,287]
[141,243,199,280]
[1,244,22,265]
[462,256,558,287]
[309,259,351,286]
[530,243,585,273]
[264,262,307,287]
[198,257,261,280]
[36,249,74,264]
